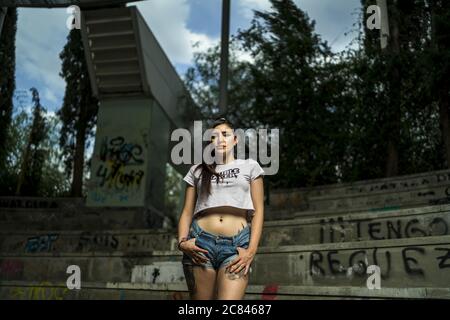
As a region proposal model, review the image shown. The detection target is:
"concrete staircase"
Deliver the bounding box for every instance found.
[1,169,450,299]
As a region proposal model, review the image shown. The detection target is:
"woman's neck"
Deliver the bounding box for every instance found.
[215,153,235,165]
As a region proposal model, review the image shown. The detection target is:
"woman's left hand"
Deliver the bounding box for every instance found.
[226,247,255,276]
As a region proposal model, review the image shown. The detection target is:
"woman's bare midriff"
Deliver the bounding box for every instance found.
[195,206,249,237]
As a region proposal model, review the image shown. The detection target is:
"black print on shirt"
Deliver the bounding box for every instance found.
[211,168,240,182]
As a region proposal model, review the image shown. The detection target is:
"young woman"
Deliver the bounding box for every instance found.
[177,117,265,300]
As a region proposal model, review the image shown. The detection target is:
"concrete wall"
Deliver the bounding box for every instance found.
[87,97,151,207]
[267,169,450,219]
[2,204,449,253]
[1,236,449,290]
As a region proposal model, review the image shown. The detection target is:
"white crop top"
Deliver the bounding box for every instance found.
[183,158,265,220]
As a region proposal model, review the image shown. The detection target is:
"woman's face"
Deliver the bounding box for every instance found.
[211,123,237,155]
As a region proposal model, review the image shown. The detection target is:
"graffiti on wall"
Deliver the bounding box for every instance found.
[25,234,59,253]
[10,282,70,300]
[3,232,175,254]
[76,232,119,251]
[74,232,174,252]
[96,136,145,191]
[89,135,147,205]
[319,215,449,244]
[131,262,185,284]
[309,245,450,281]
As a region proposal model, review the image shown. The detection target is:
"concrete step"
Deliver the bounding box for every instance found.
[273,168,450,199]
[1,236,449,292]
[0,202,170,231]
[1,204,449,254]
[268,169,450,215]
[1,281,448,300]
[0,197,83,210]
[1,199,449,236]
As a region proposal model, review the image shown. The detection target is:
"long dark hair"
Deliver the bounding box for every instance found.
[195,117,235,199]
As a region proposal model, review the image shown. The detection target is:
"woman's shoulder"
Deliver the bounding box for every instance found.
[186,163,203,178]
[241,158,259,166]
[190,163,202,169]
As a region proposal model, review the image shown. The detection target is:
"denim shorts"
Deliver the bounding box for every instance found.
[181,218,251,270]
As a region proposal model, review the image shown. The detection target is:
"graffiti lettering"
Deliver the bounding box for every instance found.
[25,234,59,253]
[320,216,449,243]
[96,164,144,190]
[402,247,425,276]
[309,251,325,276]
[368,222,384,240]
[77,232,119,251]
[372,248,391,279]
[405,219,427,238]
[94,136,146,193]
[307,246,445,279]
[435,248,450,269]
[328,250,344,275]
[100,136,144,166]
[10,282,69,300]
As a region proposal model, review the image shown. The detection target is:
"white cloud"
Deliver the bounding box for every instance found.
[45,110,57,120]
[134,0,218,65]
[234,48,254,63]
[237,0,271,19]
[44,87,58,103]
[16,8,68,100]
[294,0,361,52]
[236,0,360,53]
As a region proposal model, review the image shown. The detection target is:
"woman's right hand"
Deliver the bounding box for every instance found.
[179,238,210,265]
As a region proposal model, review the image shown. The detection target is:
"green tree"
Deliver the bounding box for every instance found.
[16,88,48,196]
[0,8,17,186]
[5,103,70,197]
[58,29,99,197]
[184,40,256,129]
[358,0,447,176]
[164,163,183,228]
[0,107,27,195]
[39,114,72,196]
[427,0,450,168]
[237,0,342,188]
[185,0,450,189]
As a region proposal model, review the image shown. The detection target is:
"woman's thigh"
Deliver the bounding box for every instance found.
[215,228,251,300]
[183,264,217,300]
[215,266,249,300]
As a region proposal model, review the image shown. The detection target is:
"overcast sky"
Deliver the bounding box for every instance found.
[13,0,361,113]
